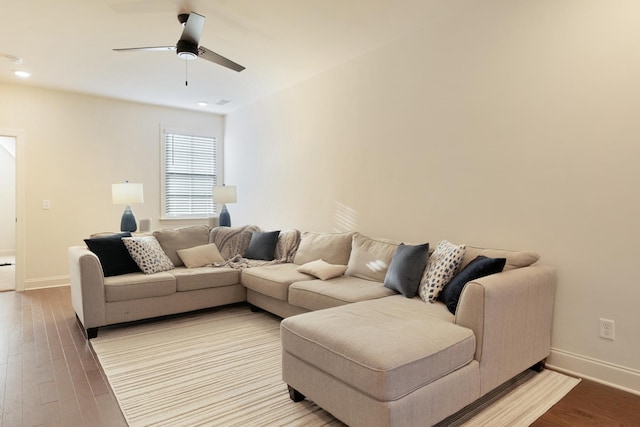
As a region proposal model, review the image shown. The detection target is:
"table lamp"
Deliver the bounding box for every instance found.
[213,185,237,227]
[112,182,144,232]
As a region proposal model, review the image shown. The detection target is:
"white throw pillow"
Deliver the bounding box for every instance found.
[297,259,348,280]
[122,236,175,274]
[419,240,466,303]
[177,243,225,268]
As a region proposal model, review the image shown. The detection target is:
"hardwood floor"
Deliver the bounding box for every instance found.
[532,379,640,426]
[0,287,126,427]
[1,286,639,427]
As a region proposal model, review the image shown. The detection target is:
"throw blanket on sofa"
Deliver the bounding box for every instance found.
[212,254,284,270]
[209,225,301,268]
[210,225,262,260]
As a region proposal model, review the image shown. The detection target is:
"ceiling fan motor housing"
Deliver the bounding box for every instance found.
[176,40,198,60]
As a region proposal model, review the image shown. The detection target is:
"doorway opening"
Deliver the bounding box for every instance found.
[0,135,16,291]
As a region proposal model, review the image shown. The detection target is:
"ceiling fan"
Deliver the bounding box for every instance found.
[113,12,245,72]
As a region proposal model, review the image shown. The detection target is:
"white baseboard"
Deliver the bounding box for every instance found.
[24,275,70,290]
[547,347,640,396]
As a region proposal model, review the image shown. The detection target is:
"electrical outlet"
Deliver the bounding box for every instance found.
[599,318,615,340]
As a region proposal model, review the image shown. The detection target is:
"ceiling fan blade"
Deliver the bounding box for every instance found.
[198,46,245,72]
[113,46,176,52]
[180,12,205,45]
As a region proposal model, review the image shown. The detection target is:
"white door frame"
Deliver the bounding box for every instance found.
[0,129,25,292]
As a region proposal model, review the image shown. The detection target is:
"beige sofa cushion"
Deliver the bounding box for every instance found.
[154,225,210,267]
[289,276,396,311]
[345,234,400,282]
[293,231,355,266]
[281,296,475,402]
[104,272,176,302]
[242,264,314,301]
[171,266,240,292]
[461,246,540,271]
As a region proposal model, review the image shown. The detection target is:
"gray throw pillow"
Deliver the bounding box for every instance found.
[383,243,430,298]
[244,231,281,261]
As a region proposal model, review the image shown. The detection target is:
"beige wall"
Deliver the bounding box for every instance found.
[0,83,223,288]
[225,1,640,392]
[0,136,16,255]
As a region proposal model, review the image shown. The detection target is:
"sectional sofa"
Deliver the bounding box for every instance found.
[68,224,556,426]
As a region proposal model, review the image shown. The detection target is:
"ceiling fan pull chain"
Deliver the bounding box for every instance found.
[185,59,188,86]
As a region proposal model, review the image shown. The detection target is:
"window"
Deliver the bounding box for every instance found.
[162,130,217,218]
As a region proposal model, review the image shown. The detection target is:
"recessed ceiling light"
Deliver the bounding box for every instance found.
[14,70,30,78]
[196,101,208,107]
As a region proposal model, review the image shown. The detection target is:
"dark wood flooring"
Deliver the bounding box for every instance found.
[1,287,639,427]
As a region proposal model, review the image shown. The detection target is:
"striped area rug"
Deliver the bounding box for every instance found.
[92,305,579,427]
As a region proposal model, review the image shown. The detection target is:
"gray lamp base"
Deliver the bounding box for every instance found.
[120,205,138,232]
[219,204,231,227]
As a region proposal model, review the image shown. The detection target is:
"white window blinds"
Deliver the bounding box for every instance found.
[163,131,217,217]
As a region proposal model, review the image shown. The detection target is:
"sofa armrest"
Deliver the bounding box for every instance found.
[68,246,107,333]
[455,264,556,395]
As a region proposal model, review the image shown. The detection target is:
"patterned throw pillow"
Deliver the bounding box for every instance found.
[419,240,466,303]
[122,236,175,274]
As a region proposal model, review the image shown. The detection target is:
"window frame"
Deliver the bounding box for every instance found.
[160,127,219,220]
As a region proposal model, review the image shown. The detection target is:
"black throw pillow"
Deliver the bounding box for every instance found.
[383,242,430,298]
[84,232,141,277]
[244,230,281,261]
[439,255,506,314]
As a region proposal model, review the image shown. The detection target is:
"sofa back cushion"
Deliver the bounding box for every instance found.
[293,231,355,266]
[461,246,539,271]
[153,225,210,267]
[209,225,262,260]
[345,234,401,282]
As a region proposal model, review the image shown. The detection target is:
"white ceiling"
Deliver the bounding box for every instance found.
[0,0,453,115]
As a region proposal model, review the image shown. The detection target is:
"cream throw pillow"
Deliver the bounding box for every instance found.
[177,243,225,268]
[297,259,348,280]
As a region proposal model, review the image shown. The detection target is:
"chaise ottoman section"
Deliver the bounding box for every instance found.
[288,276,397,311]
[281,296,476,403]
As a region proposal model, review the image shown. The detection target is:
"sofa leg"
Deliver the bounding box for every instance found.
[75,313,98,339]
[530,359,546,372]
[288,385,305,402]
[249,304,263,313]
[86,327,99,339]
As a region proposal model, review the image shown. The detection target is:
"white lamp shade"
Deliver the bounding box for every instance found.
[213,185,237,205]
[112,183,144,205]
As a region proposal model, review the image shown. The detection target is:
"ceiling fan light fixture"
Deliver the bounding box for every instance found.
[176,39,198,60]
[178,51,197,60]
